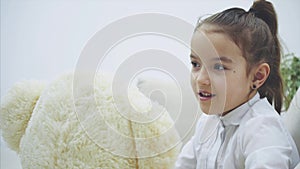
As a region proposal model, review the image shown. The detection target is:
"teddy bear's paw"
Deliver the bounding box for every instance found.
[0,80,45,152]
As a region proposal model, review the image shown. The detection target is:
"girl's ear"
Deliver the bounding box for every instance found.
[252,63,270,89]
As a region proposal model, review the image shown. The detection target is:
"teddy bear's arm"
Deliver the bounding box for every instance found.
[0,80,45,152]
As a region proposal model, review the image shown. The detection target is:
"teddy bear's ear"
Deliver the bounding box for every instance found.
[0,80,45,152]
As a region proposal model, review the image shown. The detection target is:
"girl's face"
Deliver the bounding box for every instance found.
[190,28,255,115]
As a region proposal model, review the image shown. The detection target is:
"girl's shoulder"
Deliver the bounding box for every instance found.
[238,98,298,161]
[237,99,300,167]
[240,97,281,126]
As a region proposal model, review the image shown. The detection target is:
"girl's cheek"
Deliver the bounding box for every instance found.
[190,73,198,93]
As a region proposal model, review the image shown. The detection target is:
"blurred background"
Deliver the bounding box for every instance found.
[1,0,300,168]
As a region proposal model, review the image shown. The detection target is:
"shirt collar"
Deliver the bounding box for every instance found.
[219,93,260,127]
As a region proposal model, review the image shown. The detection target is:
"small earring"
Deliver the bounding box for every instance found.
[252,84,257,89]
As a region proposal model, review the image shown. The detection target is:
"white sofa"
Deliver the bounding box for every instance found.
[283,88,300,168]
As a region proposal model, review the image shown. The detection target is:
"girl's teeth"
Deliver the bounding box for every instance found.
[199,91,216,98]
[200,92,212,97]
[204,93,210,97]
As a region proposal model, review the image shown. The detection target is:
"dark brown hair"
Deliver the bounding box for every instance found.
[196,0,283,114]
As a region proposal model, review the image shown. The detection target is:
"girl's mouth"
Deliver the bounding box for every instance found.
[198,91,216,101]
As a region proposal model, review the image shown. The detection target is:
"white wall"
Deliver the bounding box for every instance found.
[1,0,299,168]
[2,0,300,97]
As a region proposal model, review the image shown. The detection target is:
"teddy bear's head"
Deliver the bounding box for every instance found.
[0,73,181,169]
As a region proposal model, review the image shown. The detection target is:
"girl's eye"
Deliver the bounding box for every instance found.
[191,61,201,68]
[214,64,226,70]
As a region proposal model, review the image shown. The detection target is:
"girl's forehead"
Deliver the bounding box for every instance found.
[191,29,243,63]
[191,30,218,59]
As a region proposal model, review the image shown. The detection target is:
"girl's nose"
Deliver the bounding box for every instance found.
[195,67,210,85]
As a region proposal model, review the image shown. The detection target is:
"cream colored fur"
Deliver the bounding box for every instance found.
[0,73,181,169]
[0,81,45,152]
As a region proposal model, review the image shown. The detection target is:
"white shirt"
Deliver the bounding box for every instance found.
[175,93,300,169]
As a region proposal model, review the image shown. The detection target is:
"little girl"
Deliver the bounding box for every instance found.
[175,0,300,168]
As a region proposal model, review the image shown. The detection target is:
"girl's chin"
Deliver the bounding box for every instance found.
[200,106,208,114]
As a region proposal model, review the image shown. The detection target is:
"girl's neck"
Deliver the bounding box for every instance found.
[221,91,257,117]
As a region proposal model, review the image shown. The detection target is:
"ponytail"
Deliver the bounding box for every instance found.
[249,0,283,114]
[249,0,278,36]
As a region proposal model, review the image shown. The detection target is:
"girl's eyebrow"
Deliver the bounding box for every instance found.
[212,56,233,63]
[190,54,198,59]
[190,54,232,64]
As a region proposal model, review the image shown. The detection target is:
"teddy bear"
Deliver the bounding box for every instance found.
[0,73,182,169]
